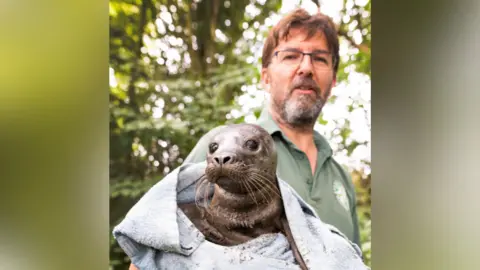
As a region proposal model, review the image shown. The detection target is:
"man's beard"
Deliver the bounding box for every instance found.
[282,94,324,126]
[271,79,331,129]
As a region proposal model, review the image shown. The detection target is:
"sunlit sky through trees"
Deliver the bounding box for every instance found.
[109,0,371,175]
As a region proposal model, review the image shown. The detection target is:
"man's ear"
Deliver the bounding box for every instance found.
[261,67,270,92]
[332,78,337,87]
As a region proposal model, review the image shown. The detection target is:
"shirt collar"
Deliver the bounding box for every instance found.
[256,108,333,156]
[256,107,282,135]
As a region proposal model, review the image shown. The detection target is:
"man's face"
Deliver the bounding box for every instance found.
[261,28,336,128]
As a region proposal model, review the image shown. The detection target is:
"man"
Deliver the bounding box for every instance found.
[184,8,361,247]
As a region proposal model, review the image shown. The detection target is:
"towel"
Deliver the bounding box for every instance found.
[113,162,369,270]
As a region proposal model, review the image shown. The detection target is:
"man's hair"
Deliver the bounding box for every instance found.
[261,8,340,74]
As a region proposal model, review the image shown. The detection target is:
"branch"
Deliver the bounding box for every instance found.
[184,1,201,72]
[338,28,370,55]
[312,0,369,54]
[127,0,150,113]
[354,15,364,34]
[208,0,220,68]
[337,3,370,55]
[123,0,151,180]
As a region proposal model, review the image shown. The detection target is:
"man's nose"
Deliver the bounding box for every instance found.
[297,54,314,77]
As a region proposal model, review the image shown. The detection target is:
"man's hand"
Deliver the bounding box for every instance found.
[129,263,139,270]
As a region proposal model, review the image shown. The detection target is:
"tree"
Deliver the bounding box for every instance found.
[109,0,371,267]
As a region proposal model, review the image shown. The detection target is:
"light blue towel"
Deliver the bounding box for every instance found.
[113,162,369,270]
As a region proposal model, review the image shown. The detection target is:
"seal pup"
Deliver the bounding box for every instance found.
[178,123,307,270]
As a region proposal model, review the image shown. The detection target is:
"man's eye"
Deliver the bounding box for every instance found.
[283,53,300,60]
[313,56,328,63]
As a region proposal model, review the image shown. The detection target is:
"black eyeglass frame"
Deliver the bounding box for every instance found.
[270,49,337,68]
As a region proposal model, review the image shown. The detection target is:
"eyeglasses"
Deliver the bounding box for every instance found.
[273,49,335,70]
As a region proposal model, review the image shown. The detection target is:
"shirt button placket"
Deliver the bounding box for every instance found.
[296,151,313,185]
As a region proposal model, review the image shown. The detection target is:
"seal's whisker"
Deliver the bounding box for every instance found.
[241,176,259,207]
[249,171,280,193]
[248,169,276,180]
[194,173,207,183]
[252,173,280,195]
[250,174,281,199]
[235,169,260,206]
[246,177,269,204]
[204,181,214,210]
[258,179,276,203]
[195,178,209,206]
[194,175,207,205]
[258,181,272,203]
[243,164,265,169]
[194,174,206,188]
[240,175,256,206]
[248,176,274,203]
[195,174,213,209]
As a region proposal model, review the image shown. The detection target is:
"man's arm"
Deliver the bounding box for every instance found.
[129,263,138,270]
[183,125,228,164]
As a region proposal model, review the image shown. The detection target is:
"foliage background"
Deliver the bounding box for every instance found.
[109,0,371,268]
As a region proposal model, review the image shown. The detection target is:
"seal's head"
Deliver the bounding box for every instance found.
[205,124,277,194]
[187,124,284,243]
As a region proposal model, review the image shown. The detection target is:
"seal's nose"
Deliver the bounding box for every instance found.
[213,154,235,165]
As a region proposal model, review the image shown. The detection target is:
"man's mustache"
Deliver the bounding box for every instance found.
[289,78,321,94]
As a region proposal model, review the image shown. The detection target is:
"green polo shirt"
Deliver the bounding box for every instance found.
[183,109,360,246]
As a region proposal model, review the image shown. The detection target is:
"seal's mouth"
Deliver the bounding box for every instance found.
[206,165,241,182]
[205,164,253,194]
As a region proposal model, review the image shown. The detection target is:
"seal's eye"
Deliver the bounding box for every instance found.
[244,139,259,151]
[209,142,218,153]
